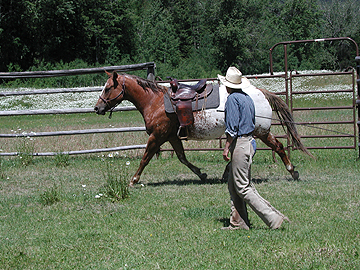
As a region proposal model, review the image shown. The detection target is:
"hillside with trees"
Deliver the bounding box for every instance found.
[1,0,359,79]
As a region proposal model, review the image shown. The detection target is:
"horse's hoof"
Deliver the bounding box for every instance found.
[200,173,207,181]
[130,176,139,187]
[292,171,299,180]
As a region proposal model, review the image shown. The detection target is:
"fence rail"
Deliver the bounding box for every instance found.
[0,87,102,97]
[0,127,146,138]
[0,62,155,79]
[0,106,137,116]
[1,145,148,157]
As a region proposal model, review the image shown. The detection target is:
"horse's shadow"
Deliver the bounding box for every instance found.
[252,178,269,184]
[144,176,279,187]
[146,177,223,187]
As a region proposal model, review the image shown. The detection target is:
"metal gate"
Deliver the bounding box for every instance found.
[269,37,359,156]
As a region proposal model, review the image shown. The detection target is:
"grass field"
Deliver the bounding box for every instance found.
[0,72,359,269]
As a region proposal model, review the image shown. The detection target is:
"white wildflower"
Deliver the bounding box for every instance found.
[126,161,130,166]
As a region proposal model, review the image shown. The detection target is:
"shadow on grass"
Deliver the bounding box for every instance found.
[252,178,269,184]
[146,177,224,187]
[218,217,231,227]
[144,176,282,187]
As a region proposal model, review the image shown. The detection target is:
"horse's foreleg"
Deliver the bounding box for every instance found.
[130,134,160,187]
[258,132,299,180]
[169,137,207,181]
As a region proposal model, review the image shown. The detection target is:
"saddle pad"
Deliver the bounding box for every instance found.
[164,84,220,113]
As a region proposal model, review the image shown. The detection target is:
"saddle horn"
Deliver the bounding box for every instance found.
[169,78,179,93]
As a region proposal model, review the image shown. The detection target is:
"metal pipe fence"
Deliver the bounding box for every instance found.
[269,37,359,156]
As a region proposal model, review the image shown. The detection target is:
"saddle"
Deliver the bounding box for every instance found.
[168,78,213,139]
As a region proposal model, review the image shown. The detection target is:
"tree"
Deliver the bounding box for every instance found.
[211,0,272,74]
[276,0,322,69]
[134,0,180,66]
[0,0,34,70]
[319,0,360,69]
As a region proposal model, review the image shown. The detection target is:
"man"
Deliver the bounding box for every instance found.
[219,67,289,230]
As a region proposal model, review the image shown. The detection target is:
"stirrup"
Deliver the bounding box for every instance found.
[177,126,188,140]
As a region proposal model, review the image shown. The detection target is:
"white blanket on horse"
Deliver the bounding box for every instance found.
[188,78,273,140]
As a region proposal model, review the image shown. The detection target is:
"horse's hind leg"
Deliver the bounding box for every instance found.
[258,132,299,180]
[168,137,207,181]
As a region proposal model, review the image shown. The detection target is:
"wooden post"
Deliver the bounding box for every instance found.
[147,64,156,81]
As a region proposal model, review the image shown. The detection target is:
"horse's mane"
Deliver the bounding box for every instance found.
[128,74,167,93]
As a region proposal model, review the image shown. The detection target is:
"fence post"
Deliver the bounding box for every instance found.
[356,56,360,158]
[147,63,156,81]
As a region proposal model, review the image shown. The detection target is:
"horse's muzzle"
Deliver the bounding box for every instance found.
[94,106,106,115]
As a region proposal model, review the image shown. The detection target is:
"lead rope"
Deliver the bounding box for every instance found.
[255,114,356,137]
[108,107,115,119]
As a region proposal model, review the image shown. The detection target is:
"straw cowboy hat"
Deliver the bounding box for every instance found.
[218,66,250,89]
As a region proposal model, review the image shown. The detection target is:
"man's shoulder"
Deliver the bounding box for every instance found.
[230,91,250,100]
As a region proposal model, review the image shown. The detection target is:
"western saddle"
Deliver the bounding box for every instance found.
[169,78,212,139]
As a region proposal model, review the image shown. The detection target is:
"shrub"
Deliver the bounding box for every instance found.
[16,137,34,166]
[54,153,70,167]
[101,159,130,202]
[39,185,61,206]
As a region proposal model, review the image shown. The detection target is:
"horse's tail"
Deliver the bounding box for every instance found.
[258,88,314,158]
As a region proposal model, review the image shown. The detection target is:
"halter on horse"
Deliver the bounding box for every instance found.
[94,72,312,186]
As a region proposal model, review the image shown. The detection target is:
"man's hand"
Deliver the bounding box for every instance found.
[223,147,230,161]
[223,134,233,162]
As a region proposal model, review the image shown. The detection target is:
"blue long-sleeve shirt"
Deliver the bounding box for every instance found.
[224,91,255,138]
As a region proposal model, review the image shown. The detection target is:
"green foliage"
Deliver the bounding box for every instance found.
[1,0,360,78]
[4,59,107,88]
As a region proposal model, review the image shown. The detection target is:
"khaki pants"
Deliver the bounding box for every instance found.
[227,137,286,229]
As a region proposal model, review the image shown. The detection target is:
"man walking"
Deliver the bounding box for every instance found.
[219,67,289,230]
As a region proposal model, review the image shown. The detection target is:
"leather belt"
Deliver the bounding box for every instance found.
[238,133,253,138]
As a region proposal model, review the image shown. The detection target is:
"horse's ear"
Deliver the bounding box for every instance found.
[105,70,112,77]
[112,72,119,87]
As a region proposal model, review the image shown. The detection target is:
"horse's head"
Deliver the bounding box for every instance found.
[94,71,125,115]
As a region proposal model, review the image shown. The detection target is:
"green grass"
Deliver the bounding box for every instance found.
[0,149,359,269]
[0,74,359,268]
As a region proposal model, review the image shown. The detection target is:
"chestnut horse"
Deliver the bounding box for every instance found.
[94,72,312,186]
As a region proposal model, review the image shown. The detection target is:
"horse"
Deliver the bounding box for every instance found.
[94,71,312,186]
